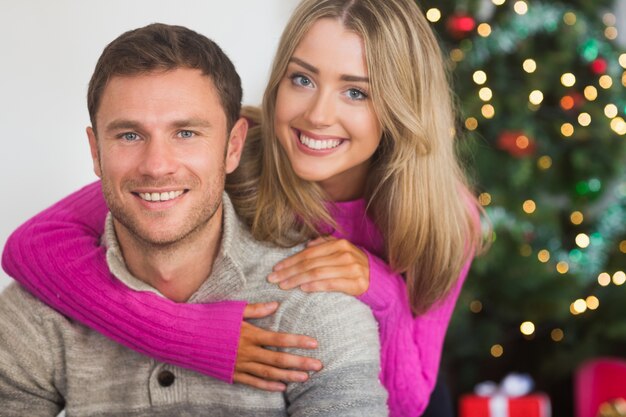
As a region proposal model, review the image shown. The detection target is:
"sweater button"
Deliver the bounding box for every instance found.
[157,370,175,387]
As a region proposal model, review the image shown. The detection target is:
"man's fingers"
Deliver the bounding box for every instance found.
[243,302,279,319]
[233,372,287,392]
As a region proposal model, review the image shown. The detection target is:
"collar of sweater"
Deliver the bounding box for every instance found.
[103,193,247,304]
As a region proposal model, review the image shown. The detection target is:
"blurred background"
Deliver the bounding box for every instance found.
[1,0,625,416]
[419,0,626,416]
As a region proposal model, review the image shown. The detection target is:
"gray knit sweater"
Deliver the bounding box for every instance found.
[0,195,387,416]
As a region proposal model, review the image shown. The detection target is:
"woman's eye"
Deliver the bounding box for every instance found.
[178,130,194,139]
[291,74,313,88]
[346,88,367,100]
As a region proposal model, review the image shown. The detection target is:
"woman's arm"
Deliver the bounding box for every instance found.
[1,181,319,385]
[362,251,471,417]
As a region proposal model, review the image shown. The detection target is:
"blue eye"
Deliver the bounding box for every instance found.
[178,130,194,139]
[346,88,367,101]
[121,132,139,141]
[290,74,313,88]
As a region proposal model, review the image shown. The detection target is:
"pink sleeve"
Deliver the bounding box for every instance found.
[1,181,246,383]
[357,250,472,417]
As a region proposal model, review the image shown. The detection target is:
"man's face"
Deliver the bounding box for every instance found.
[88,68,246,248]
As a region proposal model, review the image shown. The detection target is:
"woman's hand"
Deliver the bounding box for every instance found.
[234,302,323,392]
[268,237,370,296]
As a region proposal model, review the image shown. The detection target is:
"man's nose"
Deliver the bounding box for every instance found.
[137,137,178,178]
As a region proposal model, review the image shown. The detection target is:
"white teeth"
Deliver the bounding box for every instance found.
[138,190,184,202]
[299,133,341,150]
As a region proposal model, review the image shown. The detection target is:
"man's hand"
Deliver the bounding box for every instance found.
[267,237,370,296]
[234,302,322,392]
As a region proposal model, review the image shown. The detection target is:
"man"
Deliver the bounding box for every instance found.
[0,24,386,416]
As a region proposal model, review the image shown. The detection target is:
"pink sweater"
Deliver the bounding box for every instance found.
[2,181,470,417]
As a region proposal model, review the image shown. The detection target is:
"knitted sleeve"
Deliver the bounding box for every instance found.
[1,181,246,383]
[357,250,472,417]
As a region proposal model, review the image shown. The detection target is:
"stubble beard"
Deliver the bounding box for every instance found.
[101,173,225,254]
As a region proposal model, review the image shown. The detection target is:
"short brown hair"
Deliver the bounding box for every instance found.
[87,23,242,131]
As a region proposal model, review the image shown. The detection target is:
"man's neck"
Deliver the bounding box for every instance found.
[113,207,223,302]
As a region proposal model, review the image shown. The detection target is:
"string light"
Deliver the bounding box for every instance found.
[523,59,537,73]
[473,70,487,85]
[620,240,626,254]
[520,321,535,336]
[577,113,591,126]
[537,249,550,263]
[563,12,577,25]
[479,87,493,101]
[560,96,574,110]
[586,296,599,310]
[619,53,626,69]
[561,123,574,137]
[557,261,569,274]
[529,90,544,105]
[551,328,564,342]
[610,117,626,135]
[599,75,613,89]
[477,23,492,37]
[584,85,598,101]
[470,300,483,313]
[570,211,584,225]
[516,135,529,149]
[465,117,479,131]
[572,299,587,314]
[604,27,618,40]
[614,271,626,285]
[491,344,504,357]
[492,0,506,5]
[537,155,552,170]
[622,71,626,87]
[481,104,495,118]
[450,49,464,62]
[575,233,590,248]
[604,104,618,118]
[426,8,441,23]
[602,13,616,26]
[561,73,576,87]
[598,272,611,286]
[479,192,492,206]
[513,1,528,15]
[523,199,536,214]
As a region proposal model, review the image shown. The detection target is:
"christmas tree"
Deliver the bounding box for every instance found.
[417,0,626,414]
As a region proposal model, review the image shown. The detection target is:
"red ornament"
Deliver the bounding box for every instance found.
[446,13,476,39]
[590,58,607,75]
[497,130,537,158]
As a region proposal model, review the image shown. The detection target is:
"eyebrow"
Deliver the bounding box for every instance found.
[104,118,213,133]
[289,57,370,83]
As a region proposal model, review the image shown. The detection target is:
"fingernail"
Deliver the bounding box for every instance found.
[267,273,278,283]
[306,340,318,348]
[295,373,309,382]
[311,361,323,371]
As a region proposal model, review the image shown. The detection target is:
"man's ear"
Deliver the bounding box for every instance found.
[86,127,102,178]
[225,117,248,174]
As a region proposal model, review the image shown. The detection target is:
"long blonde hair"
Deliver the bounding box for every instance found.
[227,0,486,315]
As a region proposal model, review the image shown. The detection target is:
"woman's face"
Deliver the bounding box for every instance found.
[274,18,383,201]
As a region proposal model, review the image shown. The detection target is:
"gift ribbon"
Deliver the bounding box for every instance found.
[475,373,534,417]
[489,394,509,417]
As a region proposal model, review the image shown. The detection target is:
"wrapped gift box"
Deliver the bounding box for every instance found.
[459,393,551,417]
